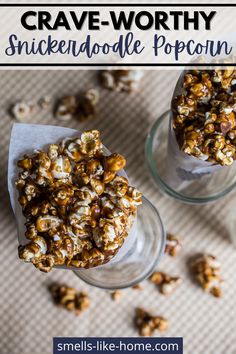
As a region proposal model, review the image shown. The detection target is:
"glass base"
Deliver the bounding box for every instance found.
[74,197,166,290]
[145,111,236,204]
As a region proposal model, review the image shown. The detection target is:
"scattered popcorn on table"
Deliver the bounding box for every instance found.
[149,271,182,296]
[55,95,78,121]
[55,89,99,121]
[16,130,142,272]
[134,308,168,337]
[38,96,52,110]
[101,70,144,93]
[110,289,122,301]
[132,283,143,290]
[49,283,90,315]
[190,254,223,297]
[84,88,100,106]
[165,233,182,257]
[12,102,34,122]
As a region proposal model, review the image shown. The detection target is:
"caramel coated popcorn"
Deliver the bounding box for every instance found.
[190,254,223,297]
[134,308,168,337]
[101,70,144,93]
[110,289,122,301]
[55,89,99,121]
[49,283,90,315]
[132,283,143,290]
[172,69,236,166]
[16,130,141,272]
[165,233,182,257]
[12,102,34,122]
[150,271,182,296]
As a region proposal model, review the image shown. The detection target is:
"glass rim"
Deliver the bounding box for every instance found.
[73,196,166,290]
[145,110,236,204]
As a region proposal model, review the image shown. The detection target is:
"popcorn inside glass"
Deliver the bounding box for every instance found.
[8,124,165,289]
[167,69,236,190]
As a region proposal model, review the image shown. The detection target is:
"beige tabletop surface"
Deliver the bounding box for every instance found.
[0,70,236,354]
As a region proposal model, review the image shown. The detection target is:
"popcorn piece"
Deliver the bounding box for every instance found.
[93,218,119,250]
[84,88,99,106]
[12,102,33,122]
[55,89,99,122]
[36,216,62,232]
[127,186,142,205]
[149,271,165,285]
[101,70,144,92]
[75,186,98,206]
[38,96,51,109]
[104,154,126,173]
[25,223,38,240]
[106,176,128,197]
[149,271,182,296]
[19,236,47,262]
[90,178,105,195]
[63,140,84,162]
[132,283,143,290]
[78,98,95,121]
[49,284,90,315]
[79,130,102,156]
[16,130,141,272]
[17,155,33,171]
[103,171,116,184]
[32,254,55,273]
[110,289,122,301]
[134,308,168,337]
[51,156,72,179]
[190,254,223,297]
[55,96,78,121]
[165,233,182,257]
[48,144,59,160]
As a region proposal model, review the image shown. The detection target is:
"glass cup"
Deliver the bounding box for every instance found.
[74,196,166,290]
[145,111,236,204]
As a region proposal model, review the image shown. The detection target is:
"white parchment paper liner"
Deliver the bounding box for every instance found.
[8,123,137,270]
[166,72,232,190]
